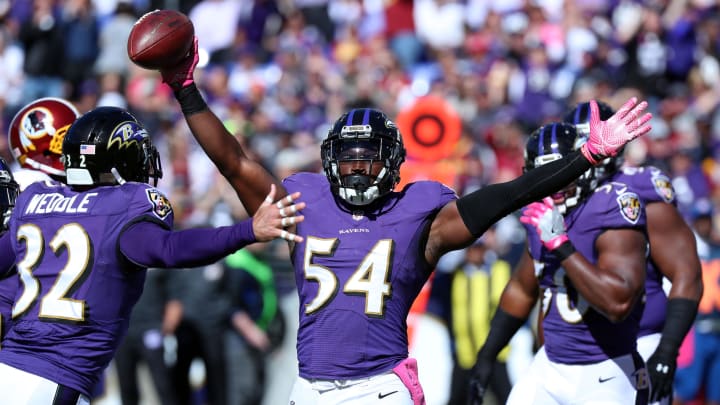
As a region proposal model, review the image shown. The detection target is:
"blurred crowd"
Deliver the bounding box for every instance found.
[0,0,719,404]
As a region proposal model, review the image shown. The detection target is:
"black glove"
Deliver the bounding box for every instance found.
[645,345,677,402]
[466,356,494,405]
[645,298,699,402]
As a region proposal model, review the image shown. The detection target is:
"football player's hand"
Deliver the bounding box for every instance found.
[467,357,494,405]
[160,36,199,91]
[520,197,569,250]
[253,184,305,243]
[580,97,652,164]
[646,347,677,402]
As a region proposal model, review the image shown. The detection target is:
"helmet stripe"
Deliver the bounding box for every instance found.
[537,125,545,157]
[573,104,582,124]
[346,109,357,126]
[361,108,371,125]
[550,123,559,154]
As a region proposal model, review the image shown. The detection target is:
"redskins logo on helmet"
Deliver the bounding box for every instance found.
[8,97,80,178]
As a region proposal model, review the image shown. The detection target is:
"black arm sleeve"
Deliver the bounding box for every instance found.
[457,150,591,236]
[656,298,699,354]
[477,308,526,361]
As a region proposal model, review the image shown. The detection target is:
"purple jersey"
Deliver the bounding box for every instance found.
[0,273,16,340]
[613,166,676,338]
[529,180,648,364]
[0,180,173,396]
[283,173,457,379]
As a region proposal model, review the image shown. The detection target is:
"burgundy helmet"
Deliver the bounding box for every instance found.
[8,97,80,179]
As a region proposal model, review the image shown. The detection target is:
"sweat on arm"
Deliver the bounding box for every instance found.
[118,218,257,269]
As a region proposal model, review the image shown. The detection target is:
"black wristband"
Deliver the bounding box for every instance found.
[657,298,699,354]
[554,241,576,261]
[174,83,208,116]
[477,308,526,361]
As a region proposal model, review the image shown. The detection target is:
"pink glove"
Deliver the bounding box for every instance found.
[160,36,199,92]
[580,97,652,164]
[520,197,569,250]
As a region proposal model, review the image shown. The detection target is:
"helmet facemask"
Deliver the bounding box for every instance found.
[0,160,19,232]
[322,117,405,206]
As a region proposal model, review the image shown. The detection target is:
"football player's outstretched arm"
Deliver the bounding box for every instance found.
[427,97,652,266]
[644,201,703,401]
[120,185,304,268]
[467,249,538,405]
[160,37,285,215]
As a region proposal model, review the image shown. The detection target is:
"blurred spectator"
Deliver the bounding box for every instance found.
[384,0,424,69]
[689,198,720,260]
[94,0,137,79]
[673,197,720,405]
[189,0,245,65]
[506,40,564,131]
[60,0,99,100]
[114,268,181,405]
[669,150,713,223]
[615,2,670,98]
[427,234,513,405]
[96,72,128,108]
[224,247,285,405]
[296,0,333,44]
[17,0,65,106]
[414,0,466,51]
[169,259,233,405]
[0,27,24,113]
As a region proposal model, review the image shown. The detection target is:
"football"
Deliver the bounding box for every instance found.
[127,9,194,70]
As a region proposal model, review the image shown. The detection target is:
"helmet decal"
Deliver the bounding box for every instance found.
[19,107,55,149]
[108,122,149,150]
[9,97,80,177]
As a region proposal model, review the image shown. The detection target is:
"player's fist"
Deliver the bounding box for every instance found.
[467,357,494,405]
[159,36,199,92]
[520,197,569,251]
[646,347,677,402]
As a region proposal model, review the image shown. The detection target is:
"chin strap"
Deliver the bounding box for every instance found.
[111,167,126,185]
